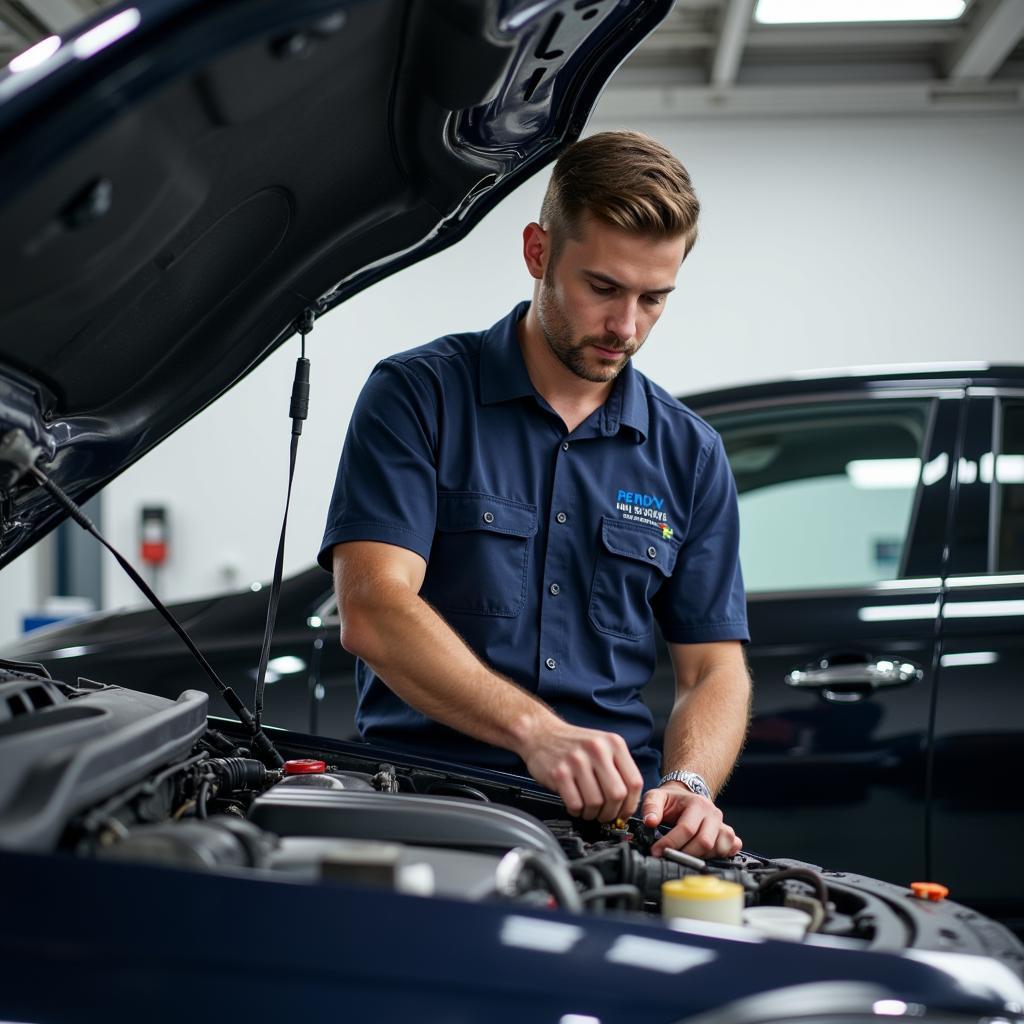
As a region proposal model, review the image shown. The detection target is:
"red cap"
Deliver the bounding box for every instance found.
[283,758,327,775]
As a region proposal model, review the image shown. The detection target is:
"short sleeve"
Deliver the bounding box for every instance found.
[317,359,438,570]
[654,434,749,644]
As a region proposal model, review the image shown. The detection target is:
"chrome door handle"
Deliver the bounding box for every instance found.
[785,658,923,702]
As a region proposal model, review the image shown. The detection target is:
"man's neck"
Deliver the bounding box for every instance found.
[518,302,613,434]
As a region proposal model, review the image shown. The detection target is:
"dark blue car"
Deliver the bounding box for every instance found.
[1,2,1023,1021]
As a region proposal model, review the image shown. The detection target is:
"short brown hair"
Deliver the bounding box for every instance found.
[539,130,700,267]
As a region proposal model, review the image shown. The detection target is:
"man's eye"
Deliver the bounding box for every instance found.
[642,295,664,306]
[590,284,614,295]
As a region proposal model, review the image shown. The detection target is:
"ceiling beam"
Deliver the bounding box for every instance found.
[640,24,960,52]
[15,0,85,34]
[598,80,1024,119]
[0,1,48,40]
[747,24,961,47]
[711,0,757,86]
[0,30,25,57]
[946,0,1024,80]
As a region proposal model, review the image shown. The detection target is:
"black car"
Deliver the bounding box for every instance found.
[3,1,1024,1019]
[11,363,1024,931]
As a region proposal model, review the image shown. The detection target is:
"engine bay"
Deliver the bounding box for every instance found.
[1,665,1021,978]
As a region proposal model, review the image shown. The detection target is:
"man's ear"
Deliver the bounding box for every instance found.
[522,222,548,281]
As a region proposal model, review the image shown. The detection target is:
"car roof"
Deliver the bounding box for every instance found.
[682,362,1024,413]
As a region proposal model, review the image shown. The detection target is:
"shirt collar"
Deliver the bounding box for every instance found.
[479,301,536,405]
[602,358,649,443]
[480,300,648,444]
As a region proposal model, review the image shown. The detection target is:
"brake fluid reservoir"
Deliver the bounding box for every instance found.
[662,876,744,926]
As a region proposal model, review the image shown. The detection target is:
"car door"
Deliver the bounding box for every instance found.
[932,388,1024,926]
[701,385,959,887]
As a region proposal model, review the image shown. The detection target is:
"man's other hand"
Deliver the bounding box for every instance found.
[521,721,644,823]
[642,782,741,859]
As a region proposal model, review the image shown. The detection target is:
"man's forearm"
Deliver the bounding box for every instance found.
[661,659,751,796]
[340,576,551,754]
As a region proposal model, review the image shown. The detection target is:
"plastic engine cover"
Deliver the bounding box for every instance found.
[248,786,564,859]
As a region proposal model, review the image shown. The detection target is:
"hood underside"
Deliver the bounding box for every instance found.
[0,0,671,566]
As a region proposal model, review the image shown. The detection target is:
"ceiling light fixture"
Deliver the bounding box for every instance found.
[755,0,967,24]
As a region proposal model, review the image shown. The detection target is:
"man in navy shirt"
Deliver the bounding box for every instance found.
[320,131,750,857]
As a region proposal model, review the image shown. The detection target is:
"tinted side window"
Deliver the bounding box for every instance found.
[996,400,1024,570]
[712,401,932,593]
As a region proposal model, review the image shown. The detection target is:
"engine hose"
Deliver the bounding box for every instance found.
[570,864,606,907]
[205,757,268,792]
[496,849,583,911]
[202,730,241,757]
[196,778,212,820]
[575,842,632,885]
[580,884,643,911]
[575,845,626,869]
[757,867,829,907]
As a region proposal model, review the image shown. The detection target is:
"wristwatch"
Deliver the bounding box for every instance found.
[659,769,712,800]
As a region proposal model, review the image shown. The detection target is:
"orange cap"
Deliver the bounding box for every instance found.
[910,882,949,902]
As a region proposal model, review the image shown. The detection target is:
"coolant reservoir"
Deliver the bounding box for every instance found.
[741,905,812,940]
[661,875,744,926]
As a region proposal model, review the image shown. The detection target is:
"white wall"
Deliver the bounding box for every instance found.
[0,549,37,644]
[47,110,1024,612]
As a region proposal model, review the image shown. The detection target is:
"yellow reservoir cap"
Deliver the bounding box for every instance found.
[662,876,745,926]
[662,876,744,901]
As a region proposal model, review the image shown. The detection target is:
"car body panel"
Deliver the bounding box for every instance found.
[3,843,1018,1024]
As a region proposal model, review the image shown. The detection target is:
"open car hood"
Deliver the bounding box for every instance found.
[0,0,671,565]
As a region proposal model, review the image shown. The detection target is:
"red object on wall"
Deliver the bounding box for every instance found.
[140,506,168,566]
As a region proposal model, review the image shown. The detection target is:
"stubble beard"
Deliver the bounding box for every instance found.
[536,279,635,384]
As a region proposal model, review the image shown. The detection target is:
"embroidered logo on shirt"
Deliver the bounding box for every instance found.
[614,489,670,528]
[661,524,674,540]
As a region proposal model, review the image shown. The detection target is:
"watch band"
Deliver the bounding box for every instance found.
[659,769,712,799]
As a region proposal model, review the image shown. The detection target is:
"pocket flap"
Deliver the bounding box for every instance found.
[437,492,538,538]
[600,517,677,577]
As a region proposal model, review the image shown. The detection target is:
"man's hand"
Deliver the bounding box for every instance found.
[519,720,644,823]
[642,782,741,859]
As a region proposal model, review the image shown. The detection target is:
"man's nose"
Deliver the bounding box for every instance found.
[605,299,637,344]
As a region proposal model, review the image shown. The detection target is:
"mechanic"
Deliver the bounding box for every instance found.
[318,131,751,858]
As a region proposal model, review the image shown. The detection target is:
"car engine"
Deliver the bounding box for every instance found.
[1,665,1022,979]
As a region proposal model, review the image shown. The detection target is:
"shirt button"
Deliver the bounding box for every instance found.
[482,511,495,524]
[549,582,560,596]
[647,546,657,559]
[545,657,557,670]
[556,512,567,524]
[561,441,570,451]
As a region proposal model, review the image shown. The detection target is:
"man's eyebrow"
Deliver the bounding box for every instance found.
[583,269,675,295]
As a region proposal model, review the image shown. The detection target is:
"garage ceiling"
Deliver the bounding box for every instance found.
[2,0,1023,116]
[608,0,1024,115]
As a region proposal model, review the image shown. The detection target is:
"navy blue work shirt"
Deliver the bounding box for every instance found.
[318,301,748,791]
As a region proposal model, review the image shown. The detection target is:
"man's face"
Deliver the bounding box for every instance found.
[535,215,688,384]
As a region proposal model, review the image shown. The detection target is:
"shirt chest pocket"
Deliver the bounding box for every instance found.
[589,517,679,640]
[423,492,538,617]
